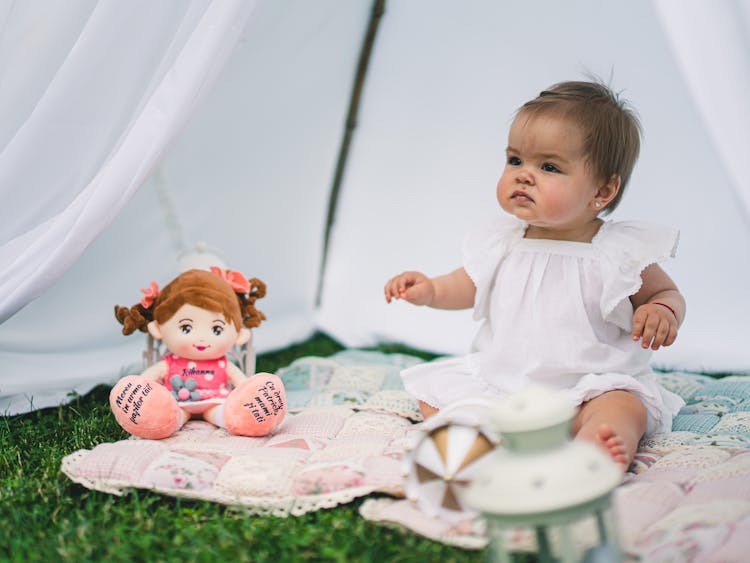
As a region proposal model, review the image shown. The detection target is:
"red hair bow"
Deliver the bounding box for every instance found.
[140,281,160,308]
[210,266,250,294]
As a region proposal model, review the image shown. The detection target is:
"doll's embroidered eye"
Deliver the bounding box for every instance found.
[179,324,192,335]
[212,325,224,336]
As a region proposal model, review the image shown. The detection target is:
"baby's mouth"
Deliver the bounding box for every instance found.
[511,190,534,203]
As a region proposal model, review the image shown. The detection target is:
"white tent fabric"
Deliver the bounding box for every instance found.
[315,0,750,372]
[654,0,750,220]
[1,0,748,415]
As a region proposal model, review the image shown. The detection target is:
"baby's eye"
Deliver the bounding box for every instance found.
[541,162,560,173]
[212,325,224,336]
[507,156,522,166]
[179,324,192,335]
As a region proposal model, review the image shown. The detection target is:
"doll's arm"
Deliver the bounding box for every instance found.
[630,264,686,350]
[384,267,475,309]
[225,361,248,388]
[140,360,168,383]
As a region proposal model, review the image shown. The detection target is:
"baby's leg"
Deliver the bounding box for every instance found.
[572,390,647,471]
[419,400,439,420]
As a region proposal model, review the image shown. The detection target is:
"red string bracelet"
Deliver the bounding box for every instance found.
[652,301,678,321]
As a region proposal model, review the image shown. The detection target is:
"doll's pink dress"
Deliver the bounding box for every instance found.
[401,216,685,436]
[163,354,232,401]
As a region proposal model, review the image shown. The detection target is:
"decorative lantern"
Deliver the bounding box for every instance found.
[465,386,623,563]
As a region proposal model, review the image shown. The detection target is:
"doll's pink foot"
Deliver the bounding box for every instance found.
[223,373,286,437]
[595,424,629,470]
[109,375,183,439]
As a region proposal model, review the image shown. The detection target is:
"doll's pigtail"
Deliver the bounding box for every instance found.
[239,277,267,329]
[115,280,160,335]
[114,303,154,335]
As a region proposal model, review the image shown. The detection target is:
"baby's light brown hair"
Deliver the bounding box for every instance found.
[516,80,642,213]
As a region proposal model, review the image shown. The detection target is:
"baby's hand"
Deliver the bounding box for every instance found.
[631,303,678,350]
[384,271,435,306]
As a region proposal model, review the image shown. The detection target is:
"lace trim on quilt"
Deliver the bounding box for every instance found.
[62,448,405,517]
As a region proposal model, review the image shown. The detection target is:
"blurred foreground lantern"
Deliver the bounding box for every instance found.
[465,386,623,563]
[403,398,501,522]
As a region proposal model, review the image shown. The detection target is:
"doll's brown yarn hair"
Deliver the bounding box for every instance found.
[115,269,266,336]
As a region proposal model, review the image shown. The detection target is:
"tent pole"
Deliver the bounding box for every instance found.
[315,0,386,307]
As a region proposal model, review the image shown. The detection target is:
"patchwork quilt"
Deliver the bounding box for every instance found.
[62,351,420,517]
[62,351,750,560]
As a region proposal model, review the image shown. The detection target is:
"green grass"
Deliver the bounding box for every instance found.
[0,333,494,562]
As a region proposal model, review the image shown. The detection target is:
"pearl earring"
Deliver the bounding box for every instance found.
[594,201,602,208]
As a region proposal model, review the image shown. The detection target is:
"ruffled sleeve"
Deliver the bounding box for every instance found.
[462,216,525,321]
[594,220,679,330]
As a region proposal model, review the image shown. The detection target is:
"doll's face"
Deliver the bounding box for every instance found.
[149,303,247,360]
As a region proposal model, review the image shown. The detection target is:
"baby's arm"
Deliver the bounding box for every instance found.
[630,264,686,350]
[384,268,476,309]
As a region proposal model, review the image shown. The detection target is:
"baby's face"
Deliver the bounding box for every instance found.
[156,303,240,360]
[496,113,602,240]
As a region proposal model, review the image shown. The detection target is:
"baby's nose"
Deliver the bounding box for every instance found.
[516,168,534,184]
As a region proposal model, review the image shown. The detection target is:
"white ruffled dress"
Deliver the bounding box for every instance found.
[401,217,685,436]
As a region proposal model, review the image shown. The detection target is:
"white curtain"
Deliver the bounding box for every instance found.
[0,0,257,414]
[0,0,256,323]
[0,0,372,415]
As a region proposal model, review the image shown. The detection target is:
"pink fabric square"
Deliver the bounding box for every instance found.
[75,441,166,481]
[685,476,750,503]
[266,434,329,451]
[159,420,219,443]
[307,434,390,464]
[281,411,347,438]
[632,468,699,486]
[707,514,750,562]
[614,482,685,540]
[292,463,367,495]
[362,456,404,492]
[633,523,734,563]
[206,434,271,455]
[141,450,230,491]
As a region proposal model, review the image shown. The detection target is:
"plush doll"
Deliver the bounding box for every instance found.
[109,267,286,440]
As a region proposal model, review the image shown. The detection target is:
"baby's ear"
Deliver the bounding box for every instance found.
[147,321,163,341]
[599,174,621,201]
[236,327,251,346]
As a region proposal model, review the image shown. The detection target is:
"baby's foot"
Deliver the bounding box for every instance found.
[109,375,184,439]
[594,424,629,470]
[223,373,287,436]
